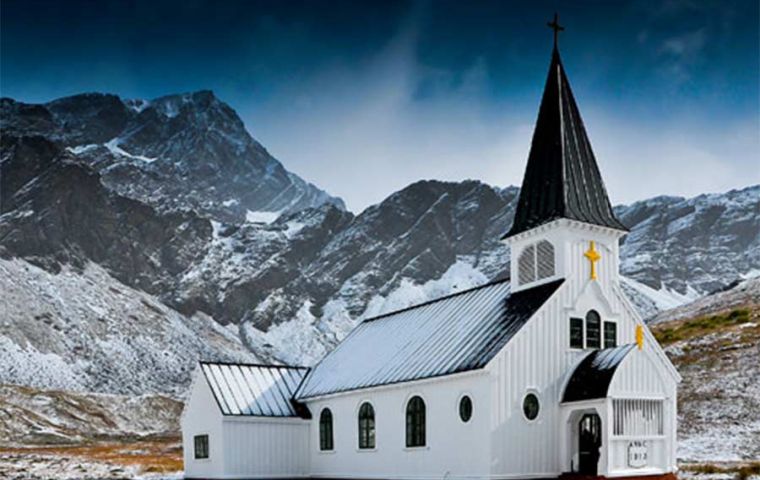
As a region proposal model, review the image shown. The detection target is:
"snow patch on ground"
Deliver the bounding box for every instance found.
[65,144,99,155]
[621,276,699,312]
[104,138,158,163]
[363,260,489,319]
[245,210,281,224]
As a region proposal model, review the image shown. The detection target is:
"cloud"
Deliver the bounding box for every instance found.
[239,4,758,212]
[244,8,535,212]
[587,110,760,205]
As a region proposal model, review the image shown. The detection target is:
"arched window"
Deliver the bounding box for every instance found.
[518,244,536,285]
[517,240,555,286]
[586,310,601,349]
[319,408,333,451]
[406,396,426,447]
[358,402,375,449]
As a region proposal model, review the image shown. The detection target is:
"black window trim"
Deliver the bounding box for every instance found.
[458,394,473,423]
[405,395,426,448]
[357,402,376,450]
[585,310,602,349]
[319,407,334,451]
[522,391,541,422]
[569,317,584,349]
[194,434,209,460]
[604,321,618,348]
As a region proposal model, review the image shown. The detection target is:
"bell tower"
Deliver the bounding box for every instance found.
[503,15,628,293]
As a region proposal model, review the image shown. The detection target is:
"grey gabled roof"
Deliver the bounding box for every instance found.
[562,343,636,403]
[295,278,564,400]
[200,362,310,418]
[504,46,627,239]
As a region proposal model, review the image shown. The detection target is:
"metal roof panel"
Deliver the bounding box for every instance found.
[199,362,309,417]
[296,279,563,399]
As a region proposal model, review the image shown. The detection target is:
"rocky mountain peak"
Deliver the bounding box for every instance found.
[1,91,345,223]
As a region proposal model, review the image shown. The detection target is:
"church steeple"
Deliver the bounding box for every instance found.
[504,20,627,239]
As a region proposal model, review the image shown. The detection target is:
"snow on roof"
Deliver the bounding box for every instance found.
[296,278,564,400]
[200,362,309,417]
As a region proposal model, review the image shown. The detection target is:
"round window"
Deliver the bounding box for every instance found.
[522,393,540,421]
[459,395,473,422]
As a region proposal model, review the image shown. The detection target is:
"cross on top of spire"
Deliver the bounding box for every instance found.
[547,13,564,49]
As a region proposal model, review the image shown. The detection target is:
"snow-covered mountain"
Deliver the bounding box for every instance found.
[0,92,344,222]
[1,91,759,395]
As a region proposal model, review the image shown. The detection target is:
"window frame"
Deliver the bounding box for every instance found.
[193,434,209,460]
[522,391,541,422]
[405,395,426,448]
[357,402,376,450]
[569,317,585,349]
[319,407,334,452]
[458,394,473,423]
[604,321,618,348]
[585,310,602,349]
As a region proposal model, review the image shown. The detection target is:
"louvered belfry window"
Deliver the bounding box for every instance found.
[406,396,426,447]
[535,240,555,279]
[518,244,536,285]
[518,240,555,286]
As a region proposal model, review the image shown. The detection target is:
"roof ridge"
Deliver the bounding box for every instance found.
[361,276,511,324]
[199,360,310,370]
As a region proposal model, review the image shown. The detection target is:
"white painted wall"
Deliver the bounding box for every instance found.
[607,348,678,475]
[305,371,491,479]
[222,417,310,478]
[182,369,226,479]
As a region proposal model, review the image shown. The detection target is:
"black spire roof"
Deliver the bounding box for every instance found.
[503,45,627,239]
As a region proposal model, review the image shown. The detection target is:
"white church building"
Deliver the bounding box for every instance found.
[182,21,680,480]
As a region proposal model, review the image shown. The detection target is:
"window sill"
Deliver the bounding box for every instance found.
[317,449,336,455]
[403,445,429,452]
[611,434,666,440]
[356,447,377,453]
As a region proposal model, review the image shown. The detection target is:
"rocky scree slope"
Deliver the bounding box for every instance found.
[0,384,182,446]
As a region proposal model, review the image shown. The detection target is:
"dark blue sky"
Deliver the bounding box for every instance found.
[2,0,758,210]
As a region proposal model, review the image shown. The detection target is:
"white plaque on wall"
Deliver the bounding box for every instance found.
[627,440,648,468]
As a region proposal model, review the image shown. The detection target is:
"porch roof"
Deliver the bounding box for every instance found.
[562,343,636,403]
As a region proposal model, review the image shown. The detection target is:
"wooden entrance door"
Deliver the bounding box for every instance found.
[578,413,601,475]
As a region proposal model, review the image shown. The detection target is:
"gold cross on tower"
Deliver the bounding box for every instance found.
[584,241,601,280]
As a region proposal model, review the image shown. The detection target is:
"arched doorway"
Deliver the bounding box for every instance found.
[578,413,602,475]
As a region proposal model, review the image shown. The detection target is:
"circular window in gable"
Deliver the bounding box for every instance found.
[522,393,540,421]
[459,395,473,423]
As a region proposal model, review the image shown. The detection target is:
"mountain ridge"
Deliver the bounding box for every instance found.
[1,90,758,395]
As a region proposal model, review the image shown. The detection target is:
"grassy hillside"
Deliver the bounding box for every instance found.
[651,282,760,466]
